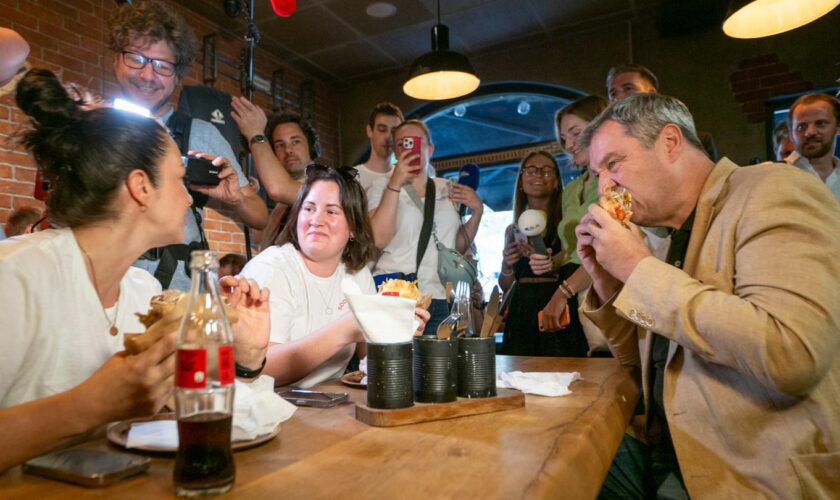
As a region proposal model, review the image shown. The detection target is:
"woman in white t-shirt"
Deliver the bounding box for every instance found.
[242,164,429,388]
[0,69,269,471]
[367,120,484,334]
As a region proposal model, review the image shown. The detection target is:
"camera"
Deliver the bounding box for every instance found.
[183,156,221,186]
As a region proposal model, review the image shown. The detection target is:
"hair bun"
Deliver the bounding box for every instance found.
[15,68,79,127]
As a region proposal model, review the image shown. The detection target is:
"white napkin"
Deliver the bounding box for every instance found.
[126,375,296,450]
[346,293,416,344]
[496,371,581,397]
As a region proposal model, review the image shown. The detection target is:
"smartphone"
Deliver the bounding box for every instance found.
[183,156,221,186]
[278,389,349,408]
[538,306,570,332]
[399,136,422,168]
[23,448,150,487]
[511,225,528,245]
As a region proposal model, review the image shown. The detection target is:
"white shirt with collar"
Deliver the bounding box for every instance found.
[785,150,840,200]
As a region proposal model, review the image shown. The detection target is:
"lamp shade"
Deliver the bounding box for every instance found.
[403,25,480,100]
[723,0,840,39]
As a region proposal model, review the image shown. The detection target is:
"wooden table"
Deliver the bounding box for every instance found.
[1,356,638,500]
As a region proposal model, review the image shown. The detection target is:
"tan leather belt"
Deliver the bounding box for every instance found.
[518,277,557,284]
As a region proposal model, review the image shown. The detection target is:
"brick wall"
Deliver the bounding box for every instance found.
[0,0,340,255]
[730,54,813,124]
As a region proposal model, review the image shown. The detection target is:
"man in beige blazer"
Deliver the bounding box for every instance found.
[575,93,840,498]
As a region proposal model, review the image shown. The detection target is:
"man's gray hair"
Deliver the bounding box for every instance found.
[579,93,703,152]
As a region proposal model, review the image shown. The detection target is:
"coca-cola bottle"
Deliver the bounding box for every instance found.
[174,250,236,497]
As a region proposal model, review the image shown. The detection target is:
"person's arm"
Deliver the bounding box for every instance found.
[368,148,416,249]
[0,28,29,86]
[540,265,593,332]
[263,312,362,386]
[0,334,177,472]
[220,276,270,372]
[450,184,483,253]
[230,97,301,204]
[498,225,520,292]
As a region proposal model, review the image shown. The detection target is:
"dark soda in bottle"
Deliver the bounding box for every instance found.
[174,251,236,497]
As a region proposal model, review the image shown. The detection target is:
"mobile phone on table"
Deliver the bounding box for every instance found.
[23,448,150,487]
[398,136,422,167]
[278,389,349,408]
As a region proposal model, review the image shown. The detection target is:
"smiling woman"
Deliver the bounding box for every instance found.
[240,166,429,387]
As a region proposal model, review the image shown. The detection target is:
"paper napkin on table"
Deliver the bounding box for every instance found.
[496,371,581,397]
[126,375,296,450]
[346,293,416,344]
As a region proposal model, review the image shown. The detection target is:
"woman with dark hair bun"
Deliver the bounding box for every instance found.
[240,164,430,388]
[0,69,269,470]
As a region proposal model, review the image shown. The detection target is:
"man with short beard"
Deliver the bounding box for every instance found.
[109,0,267,290]
[787,93,840,200]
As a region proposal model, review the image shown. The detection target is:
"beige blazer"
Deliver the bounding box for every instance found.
[583,158,840,498]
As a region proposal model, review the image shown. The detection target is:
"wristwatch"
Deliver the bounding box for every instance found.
[249,134,267,146]
[235,358,266,379]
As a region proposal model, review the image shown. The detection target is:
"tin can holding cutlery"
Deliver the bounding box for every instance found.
[413,336,458,403]
[457,336,497,398]
[367,342,414,409]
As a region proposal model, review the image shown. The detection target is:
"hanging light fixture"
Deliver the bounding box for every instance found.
[723,0,840,39]
[403,0,480,100]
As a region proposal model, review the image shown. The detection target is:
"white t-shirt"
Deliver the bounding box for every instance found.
[367,176,460,299]
[355,163,392,197]
[240,243,375,388]
[0,228,161,408]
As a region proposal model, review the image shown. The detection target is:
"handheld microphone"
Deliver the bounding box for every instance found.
[518,209,548,256]
[457,163,480,217]
[271,0,296,17]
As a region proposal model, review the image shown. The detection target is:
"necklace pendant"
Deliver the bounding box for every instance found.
[109,325,119,336]
[325,306,333,315]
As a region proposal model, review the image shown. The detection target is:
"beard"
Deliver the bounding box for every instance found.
[800,138,833,160]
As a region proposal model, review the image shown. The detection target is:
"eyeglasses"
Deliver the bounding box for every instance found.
[305,163,360,183]
[521,166,557,178]
[121,51,177,77]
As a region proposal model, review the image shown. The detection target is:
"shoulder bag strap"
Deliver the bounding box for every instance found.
[404,179,435,275]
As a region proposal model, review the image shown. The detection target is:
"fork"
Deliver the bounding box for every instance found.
[436,311,461,339]
[453,281,476,338]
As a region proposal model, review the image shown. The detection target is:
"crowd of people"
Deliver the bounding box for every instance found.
[1,0,839,497]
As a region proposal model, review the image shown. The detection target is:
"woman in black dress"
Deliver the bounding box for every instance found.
[498,151,589,356]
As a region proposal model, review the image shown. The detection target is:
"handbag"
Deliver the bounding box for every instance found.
[405,179,478,286]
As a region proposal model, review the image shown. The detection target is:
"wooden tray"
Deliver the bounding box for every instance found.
[355,388,525,427]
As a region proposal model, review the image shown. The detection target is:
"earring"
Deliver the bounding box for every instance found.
[140,205,147,212]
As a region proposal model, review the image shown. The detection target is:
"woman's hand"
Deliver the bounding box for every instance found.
[413,307,431,336]
[77,332,177,424]
[540,289,569,332]
[449,184,483,215]
[187,151,244,206]
[389,147,421,188]
[230,96,268,142]
[221,276,270,371]
[502,240,522,268]
[529,251,554,276]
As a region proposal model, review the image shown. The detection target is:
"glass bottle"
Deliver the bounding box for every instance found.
[173,251,236,497]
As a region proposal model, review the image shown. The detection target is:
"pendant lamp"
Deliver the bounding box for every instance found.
[723,0,840,39]
[403,0,480,100]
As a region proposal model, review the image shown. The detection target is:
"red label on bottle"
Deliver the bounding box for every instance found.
[177,349,208,389]
[218,345,235,385]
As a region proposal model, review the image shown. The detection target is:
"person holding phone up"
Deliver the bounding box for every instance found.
[0,69,270,472]
[366,120,484,335]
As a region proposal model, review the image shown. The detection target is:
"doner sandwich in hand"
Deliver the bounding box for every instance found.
[378,279,433,310]
[600,187,633,227]
[124,290,239,354]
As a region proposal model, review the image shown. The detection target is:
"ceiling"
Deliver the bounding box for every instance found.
[172,0,716,86]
